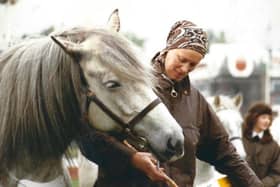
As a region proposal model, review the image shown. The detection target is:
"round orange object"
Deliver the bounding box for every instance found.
[235,58,246,71]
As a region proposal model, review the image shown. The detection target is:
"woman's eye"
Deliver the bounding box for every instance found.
[178,57,186,63]
[104,80,121,89]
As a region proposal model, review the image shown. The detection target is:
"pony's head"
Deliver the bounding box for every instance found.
[50,10,184,161]
[0,11,184,179]
[207,94,246,158]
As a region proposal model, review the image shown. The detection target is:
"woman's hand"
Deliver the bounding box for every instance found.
[131,152,168,182]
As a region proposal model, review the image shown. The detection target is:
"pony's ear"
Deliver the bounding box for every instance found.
[50,35,84,58]
[107,9,120,32]
[233,93,243,109]
[214,95,221,108]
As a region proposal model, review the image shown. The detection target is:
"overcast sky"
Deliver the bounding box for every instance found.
[1,0,280,57]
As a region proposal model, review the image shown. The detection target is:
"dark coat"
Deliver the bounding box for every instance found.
[77,60,263,187]
[78,129,164,187]
[152,61,262,187]
[243,133,280,187]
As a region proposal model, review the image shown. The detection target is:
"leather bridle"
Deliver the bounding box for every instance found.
[86,91,162,151]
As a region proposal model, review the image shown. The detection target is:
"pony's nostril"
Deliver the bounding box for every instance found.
[167,138,184,155]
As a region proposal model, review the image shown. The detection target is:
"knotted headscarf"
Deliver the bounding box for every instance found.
[164,20,208,56]
[153,20,208,66]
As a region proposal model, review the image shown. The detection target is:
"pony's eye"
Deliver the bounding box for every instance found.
[104,80,121,89]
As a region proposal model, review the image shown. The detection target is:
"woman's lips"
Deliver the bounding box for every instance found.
[175,73,185,79]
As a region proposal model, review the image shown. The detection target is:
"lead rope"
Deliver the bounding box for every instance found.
[123,141,178,187]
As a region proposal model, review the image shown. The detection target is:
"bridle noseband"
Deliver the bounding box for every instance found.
[86,91,162,151]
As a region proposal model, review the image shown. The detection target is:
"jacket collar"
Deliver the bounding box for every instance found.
[252,131,264,139]
[153,59,191,96]
[245,129,273,144]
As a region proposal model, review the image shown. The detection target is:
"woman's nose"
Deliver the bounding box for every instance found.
[180,64,190,73]
[266,119,271,123]
[263,118,270,124]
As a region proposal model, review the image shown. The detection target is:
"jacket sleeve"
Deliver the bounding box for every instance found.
[261,143,280,187]
[76,127,137,177]
[196,93,264,187]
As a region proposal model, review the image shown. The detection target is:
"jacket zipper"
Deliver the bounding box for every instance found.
[161,73,178,97]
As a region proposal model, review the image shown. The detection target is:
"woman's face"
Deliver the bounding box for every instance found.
[254,114,271,132]
[164,48,203,81]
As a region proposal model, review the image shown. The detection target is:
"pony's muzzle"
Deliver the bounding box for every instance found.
[159,136,184,162]
[167,137,184,156]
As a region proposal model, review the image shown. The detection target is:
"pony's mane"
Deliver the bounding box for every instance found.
[77,28,154,87]
[0,37,84,170]
[0,27,155,172]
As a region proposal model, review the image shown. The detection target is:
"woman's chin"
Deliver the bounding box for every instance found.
[173,75,184,81]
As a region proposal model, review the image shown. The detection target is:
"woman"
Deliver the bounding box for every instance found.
[78,20,263,187]
[243,102,280,187]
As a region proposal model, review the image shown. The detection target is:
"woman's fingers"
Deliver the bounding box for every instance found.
[149,155,158,165]
[131,152,170,182]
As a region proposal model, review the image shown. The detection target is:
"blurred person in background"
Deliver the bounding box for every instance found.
[242,102,280,187]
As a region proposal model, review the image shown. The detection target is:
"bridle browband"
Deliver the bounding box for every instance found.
[86,91,162,151]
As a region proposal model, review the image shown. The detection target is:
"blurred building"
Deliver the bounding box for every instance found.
[190,43,280,113]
